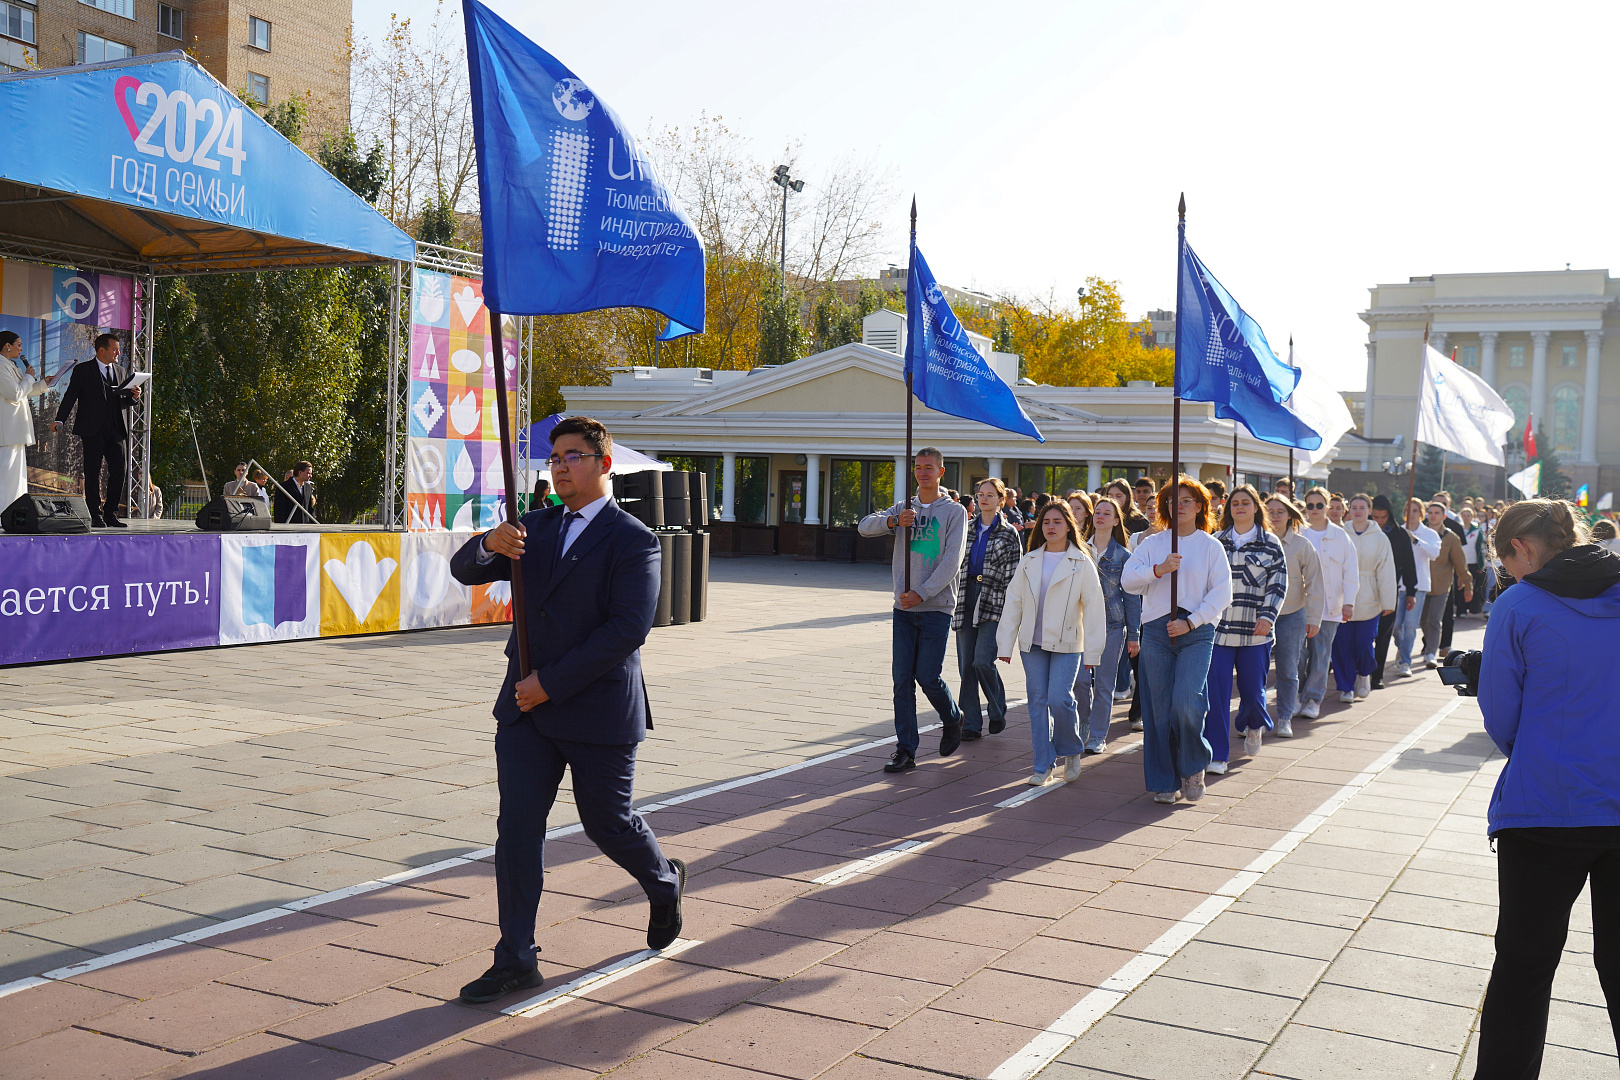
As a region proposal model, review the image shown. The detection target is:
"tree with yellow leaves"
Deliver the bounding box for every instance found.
[955,277,1172,388]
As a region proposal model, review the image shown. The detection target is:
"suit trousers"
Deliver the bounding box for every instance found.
[81,433,126,519]
[491,718,678,972]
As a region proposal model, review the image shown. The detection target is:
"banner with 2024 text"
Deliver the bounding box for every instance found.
[0,532,509,666]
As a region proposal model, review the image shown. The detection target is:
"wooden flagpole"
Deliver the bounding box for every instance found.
[1171,193,1185,616]
[488,312,531,680]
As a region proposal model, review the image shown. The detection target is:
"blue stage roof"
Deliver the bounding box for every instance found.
[0,53,414,274]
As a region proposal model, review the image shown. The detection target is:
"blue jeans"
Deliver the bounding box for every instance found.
[1299,620,1339,705]
[1271,609,1308,722]
[1138,615,1216,792]
[1081,625,1126,751]
[1206,641,1273,762]
[1393,587,1421,667]
[1114,644,1133,694]
[892,609,961,753]
[956,608,1005,736]
[1021,646,1083,774]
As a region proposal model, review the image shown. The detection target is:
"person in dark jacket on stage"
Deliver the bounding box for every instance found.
[1473,499,1620,1079]
[448,416,684,1005]
[51,333,141,528]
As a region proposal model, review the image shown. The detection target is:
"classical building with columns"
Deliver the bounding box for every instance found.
[1361,269,1617,497]
[562,331,1328,558]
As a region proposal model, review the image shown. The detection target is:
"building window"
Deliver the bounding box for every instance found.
[1460,345,1478,370]
[1502,385,1529,444]
[248,15,270,50]
[734,456,769,524]
[79,0,133,17]
[1508,344,1526,368]
[157,3,182,39]
[1,2,35,44]
[1017,464,1087,500]
[76,30,133,63]
[1553,386,1581,453]
[829,459,897,528]
[1561,344,1579,368]
[247,71,269,104]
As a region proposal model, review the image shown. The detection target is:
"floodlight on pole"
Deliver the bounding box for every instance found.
[771,165,804,285]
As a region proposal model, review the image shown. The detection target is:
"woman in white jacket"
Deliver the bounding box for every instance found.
[1296,486,1359,719]
[998,500,1106,787]
[1332,493,1397,703]
[0,332,50,510]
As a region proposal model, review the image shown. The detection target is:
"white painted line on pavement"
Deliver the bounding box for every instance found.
[993,742,1143,809]
[987,696,1467,1080]
[810,839,932,886]
[503,937,701,1018]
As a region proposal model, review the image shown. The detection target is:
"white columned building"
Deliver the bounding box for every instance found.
[1530,330,1550,432]
[1583,330,1603,464]
[1479,330,1498,385]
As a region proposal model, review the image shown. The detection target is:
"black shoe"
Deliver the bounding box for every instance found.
[90,516,107,528]
[962,729,983,742]
[884,747,916,773]
[647,858,686,951]
[939,723,962,757]
[459,965,543,1004]
[988,718,1006,735]
[103,515,128,528]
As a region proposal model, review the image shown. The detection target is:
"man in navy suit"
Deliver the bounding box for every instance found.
[51,333,142,527]
[449,415,684,1004]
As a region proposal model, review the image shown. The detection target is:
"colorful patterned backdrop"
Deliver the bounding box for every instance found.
[405,268,520,532]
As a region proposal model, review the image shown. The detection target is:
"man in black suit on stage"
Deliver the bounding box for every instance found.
[51,333,141,528]
[449,415,684,1004]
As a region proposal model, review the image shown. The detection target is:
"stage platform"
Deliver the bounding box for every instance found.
[41,519,398,536]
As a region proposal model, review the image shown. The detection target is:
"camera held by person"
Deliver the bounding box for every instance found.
[1437,648,1481,696]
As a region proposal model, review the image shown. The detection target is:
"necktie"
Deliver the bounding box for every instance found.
[554,511,582,571]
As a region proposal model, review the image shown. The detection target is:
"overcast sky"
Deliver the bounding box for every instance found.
[357,0,1620,390]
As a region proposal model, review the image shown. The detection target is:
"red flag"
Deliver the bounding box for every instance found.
[1524,413,1538,459]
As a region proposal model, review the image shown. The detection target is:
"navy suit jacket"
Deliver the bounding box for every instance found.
[451,498,661,743]
[55,360,137,439]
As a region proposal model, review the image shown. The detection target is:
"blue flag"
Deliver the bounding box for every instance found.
[657,318,698,341]
[464,0,705,327]
[1178,244,1320,450]
[905,243,1042,442]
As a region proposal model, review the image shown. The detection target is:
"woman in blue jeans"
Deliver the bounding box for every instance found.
[1265,494,1323,738]
[1082,495,1141,754]
[1122,477,1233,804]
[997,501,1106,787]
[953,479,1024,740]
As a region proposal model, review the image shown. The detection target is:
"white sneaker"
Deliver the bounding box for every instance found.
[1396,662,1411,677]
[1130,719,1144,732]
[1205,760,1228,775]
[1152,790,1178,804]
[1339,690,1356,704]
[1243,728,1263,755]
[1180,773,1205,802]
[1423,654,1439,670]
[1354,675,1371,699]
[1274,718,1293,738]
[1113,690,1132,703]
[1064,757,1082,782]
[1029,769,1052,787]
[1301,701,1320,719]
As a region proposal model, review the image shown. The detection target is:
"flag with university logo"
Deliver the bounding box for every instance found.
[1415,344,1515,467]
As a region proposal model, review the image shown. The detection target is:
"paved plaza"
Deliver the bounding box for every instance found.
[0,557,1610,1079]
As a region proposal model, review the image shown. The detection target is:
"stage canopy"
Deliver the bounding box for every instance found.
[0,53,413,275]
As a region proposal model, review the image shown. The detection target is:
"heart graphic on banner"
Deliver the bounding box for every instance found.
[453,285,482,326]
[448,391,479,436]
[324,542,398,623]
[450,348,482,374]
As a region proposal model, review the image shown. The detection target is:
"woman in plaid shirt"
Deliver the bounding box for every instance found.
[1204,484,1288,774]
[954,479,1025,741]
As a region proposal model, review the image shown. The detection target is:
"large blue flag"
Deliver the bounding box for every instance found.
[464,0,704,327]
[905,244,1042,442]
[1178,244,1320,450]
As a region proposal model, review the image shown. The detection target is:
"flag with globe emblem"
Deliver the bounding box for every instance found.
[905,244,1042,442]
[1177,244,1321,449]
[463,0,705,327]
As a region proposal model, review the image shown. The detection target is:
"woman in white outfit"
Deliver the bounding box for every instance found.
[998,500,1106,787]
[0,332,49,510]
[1335,494,1397,703]
[1296,487,1358,719]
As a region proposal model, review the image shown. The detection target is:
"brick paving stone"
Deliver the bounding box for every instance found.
[0,1025,183,1080]
[16,898,215,953]
[662,1002,876,1078]
[220,942,429,1005]
[824,929,1003,986]
[896,903,1047,950]
[677,925,846,980]
[576,958,773,1022]
[1254,1023,1460,1079]
[744,897,898,945]
[1195,909,1355,961]
[67,942,263,999]
[0,932,95,983]
[860,1007,1044,1078]
[342,911,496,966]
[95,981,316,1054]
[273,986,500,1064]
[816,1059,948,1080]
[989,935,1139,988]
[943,878,1091,919]
[1155,940,1331,998]
[475,999,693,1071]
[208,911,368,960]
[932,966,1103,1030]
[378,1041,595,1079]
[1291,981,1476,1054]
[1053,1014,1266,1079]
[138,872,317,918]
[144,1031,382,1080]
[0,978,131,1050]
[1348,917,1496,970]
[751,964,947,1027]
[1112,974,1299,1043]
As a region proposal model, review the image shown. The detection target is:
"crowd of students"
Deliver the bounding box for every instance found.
[860,451,1541,800]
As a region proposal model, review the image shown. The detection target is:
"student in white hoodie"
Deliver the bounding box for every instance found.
[997,500,1106,787]
[1296,486,1358,718]
[1334,494,1398,703]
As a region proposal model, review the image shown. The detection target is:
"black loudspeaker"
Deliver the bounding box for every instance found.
[652,532,674,627]
[660,470,690,528]
[3,494,92,534]
[670,531,692,625]
[686,470,709,529]
[195,496,271,532]
[613,472,663,529]
[689,530,710,622]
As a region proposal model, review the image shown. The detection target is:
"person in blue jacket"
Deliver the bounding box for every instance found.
[1474,498,1620,1080]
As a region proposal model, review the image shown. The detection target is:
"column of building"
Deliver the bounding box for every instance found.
[1530,330,1550,433]
[804,455,822,525]
[1582,330,1602,464]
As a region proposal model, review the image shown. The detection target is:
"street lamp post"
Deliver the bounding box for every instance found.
[772,165,804,286]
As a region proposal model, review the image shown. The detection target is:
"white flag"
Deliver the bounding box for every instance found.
[1416,345,1515,466]
[1599,491,1613,511]
[1285,359,1356,467]
[1508,462,1541,499]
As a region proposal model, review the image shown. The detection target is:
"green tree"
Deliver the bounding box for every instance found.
[319,128,387,203]
[1533,445,1571,498]
[758,276,807,366]
[1414,445,1446,500]
[416,184,457,246]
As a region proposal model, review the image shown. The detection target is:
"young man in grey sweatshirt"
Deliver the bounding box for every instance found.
[858,447,970,772]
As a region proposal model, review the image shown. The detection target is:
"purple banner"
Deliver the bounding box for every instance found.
[0,535,222,664]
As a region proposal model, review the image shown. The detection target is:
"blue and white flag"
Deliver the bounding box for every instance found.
[905,244,1042,442]
[464,0,705,327]
[1178,245,1319,450]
